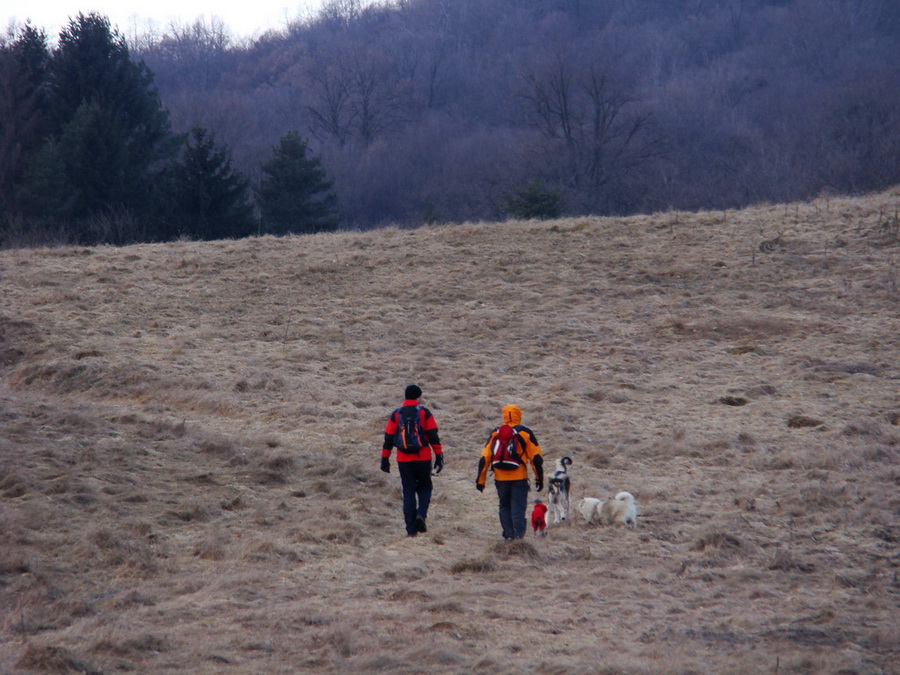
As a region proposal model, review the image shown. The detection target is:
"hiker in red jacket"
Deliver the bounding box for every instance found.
[381,384,444,537]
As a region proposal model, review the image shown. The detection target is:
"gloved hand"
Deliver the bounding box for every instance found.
[476,482,484,492]
[433,454,444,474]
[535,478,543,492]
[380,457,390,473]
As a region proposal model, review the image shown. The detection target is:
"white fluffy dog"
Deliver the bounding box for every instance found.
[577,497,603,523]
[599,491,638,529]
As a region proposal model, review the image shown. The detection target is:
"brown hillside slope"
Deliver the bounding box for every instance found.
[1,190,898,674]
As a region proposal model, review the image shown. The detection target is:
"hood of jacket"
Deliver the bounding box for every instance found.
[502,405,522,426]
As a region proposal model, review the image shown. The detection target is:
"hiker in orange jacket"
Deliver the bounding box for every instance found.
[476,404,544,540]
[381,384,443,537]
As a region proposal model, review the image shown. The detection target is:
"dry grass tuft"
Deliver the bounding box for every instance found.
[254,451,297,485]
[92,633,170,657]
[787,414,825,429]
[768,550,816,573]
[491,540,539,559]
[691,531,743,552]
[16,644,99,674]
[0,461,30,498]
[449,557,497,574]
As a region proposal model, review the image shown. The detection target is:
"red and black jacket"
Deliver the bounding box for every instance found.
[382,399,442,462]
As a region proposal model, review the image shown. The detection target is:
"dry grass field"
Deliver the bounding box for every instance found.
[1,189,898,674]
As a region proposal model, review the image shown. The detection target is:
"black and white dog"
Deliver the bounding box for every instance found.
[546,457,572,525]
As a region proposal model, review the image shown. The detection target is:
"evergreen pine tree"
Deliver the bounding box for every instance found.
[0,24,50,220]
[258,132,339,235]
[14,138,76,225]
[166,127,255,241]
[37,13,176,238]
[504,179,563,220]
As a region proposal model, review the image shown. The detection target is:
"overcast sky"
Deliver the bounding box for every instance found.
[5,0,324,41]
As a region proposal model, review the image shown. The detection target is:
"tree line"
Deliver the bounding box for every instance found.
[3,0,899,245]
[0,15,338,246]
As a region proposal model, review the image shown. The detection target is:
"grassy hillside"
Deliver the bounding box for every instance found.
[1,190,898,674]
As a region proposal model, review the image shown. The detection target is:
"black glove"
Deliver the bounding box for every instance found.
[535,478,543,492]
[476,482,484,492]
[380,457,390,473]
[433,454,444,474]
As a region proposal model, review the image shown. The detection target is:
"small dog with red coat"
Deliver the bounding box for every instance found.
[531,500,549,536]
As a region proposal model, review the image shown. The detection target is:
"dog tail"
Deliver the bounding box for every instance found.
[560,456,572,467]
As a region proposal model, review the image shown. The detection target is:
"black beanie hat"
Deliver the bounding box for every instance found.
[405,384,422,400]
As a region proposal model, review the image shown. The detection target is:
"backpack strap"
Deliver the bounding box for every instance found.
[511,424,528,459]
[395,404,423,421]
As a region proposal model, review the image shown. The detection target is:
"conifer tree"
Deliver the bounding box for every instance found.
[504,179,562,220]
[166,127,255,240]
[258,132,339,235]
[31,12,176,238]
[0,24,50,219]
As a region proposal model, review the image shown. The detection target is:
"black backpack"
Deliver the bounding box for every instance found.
[394,405,426,453]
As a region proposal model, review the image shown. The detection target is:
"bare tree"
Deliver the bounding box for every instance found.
[306,56,355,146]
[144,17,234,91]
[305,40,414,148]
[522,48,661,213]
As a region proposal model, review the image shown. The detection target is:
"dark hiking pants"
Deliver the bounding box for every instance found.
[495,478,529,540]
[398,460,433,536]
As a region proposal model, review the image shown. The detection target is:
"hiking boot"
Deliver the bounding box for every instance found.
[415,517,427,533]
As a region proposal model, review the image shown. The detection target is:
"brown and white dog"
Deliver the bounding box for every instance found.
[547,457,572,525]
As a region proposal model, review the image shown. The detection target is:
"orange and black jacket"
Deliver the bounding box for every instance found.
[476,405,544,486]
[382,399,442,462]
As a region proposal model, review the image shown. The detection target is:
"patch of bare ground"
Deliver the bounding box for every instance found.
[1,189,898,673]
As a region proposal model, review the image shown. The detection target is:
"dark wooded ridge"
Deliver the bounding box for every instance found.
[2,0,899,242]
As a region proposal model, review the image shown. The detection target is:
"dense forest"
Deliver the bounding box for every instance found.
[2,0,899,244]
